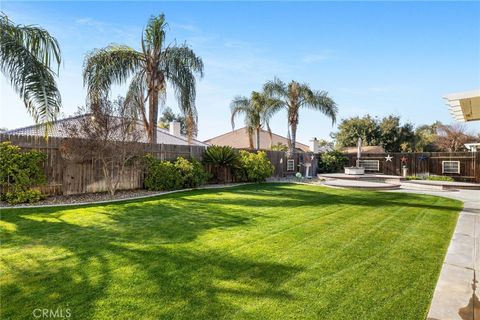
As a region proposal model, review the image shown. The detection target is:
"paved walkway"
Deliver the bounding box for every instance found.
[390,186,480,320]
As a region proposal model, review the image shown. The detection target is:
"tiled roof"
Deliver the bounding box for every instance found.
[204,127,310,152]
[4,114,209,147]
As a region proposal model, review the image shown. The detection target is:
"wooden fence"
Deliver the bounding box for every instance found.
[6,133,476,195]
[344,152,480,182]
[0,134,206,195]
[0,134,310,195]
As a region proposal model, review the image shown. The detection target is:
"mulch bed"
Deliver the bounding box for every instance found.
[0,189,160,208]
[0,183,251,208]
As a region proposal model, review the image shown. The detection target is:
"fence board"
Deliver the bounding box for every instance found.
[344,152,480,182]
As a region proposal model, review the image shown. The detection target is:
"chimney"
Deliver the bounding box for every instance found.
[310,137,320,153]
[169,121,181,136]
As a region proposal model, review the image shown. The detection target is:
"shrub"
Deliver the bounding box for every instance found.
[0,141,46,187]
[203,146,239,183]
[0,141,46,203]
[427,175,455,182]
[203,145,239,167]
[406,175,455,182]
[317,150,348,173]
[406,176,421,180]
[235,150,274,182]
[174,157,208,188]
[143,155,182,191]
[143,155,208,191]
[5,188,45,205]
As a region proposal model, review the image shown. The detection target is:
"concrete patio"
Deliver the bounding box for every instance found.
[392,187,480,320]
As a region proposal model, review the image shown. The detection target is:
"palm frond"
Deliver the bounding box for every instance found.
[123,71,146,121]
[162,45,204,139]
[0,13,61,127]
[301,87,338,125]
[263,77,287,98]
[143,14,167,56]
[230,96,251,129]
[83,45,143,106]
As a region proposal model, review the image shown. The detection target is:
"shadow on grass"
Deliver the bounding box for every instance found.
[0,183,461,319]
[188,183,462,213]
[0,187,301,319]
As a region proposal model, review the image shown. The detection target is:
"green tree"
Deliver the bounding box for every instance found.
[264,78,337,154]
[414,122,441,152]
[379,116,415,152]
[271,142,288,151]
[0,13,61,128]
[332,115,380,148]
[158,107,187,135]
[231,91,282,150]
[83,14,203,143]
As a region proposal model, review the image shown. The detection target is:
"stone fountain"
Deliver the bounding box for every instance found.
[344,137,365,175]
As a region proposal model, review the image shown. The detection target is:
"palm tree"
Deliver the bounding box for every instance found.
[264,78,337,154]
[231,91,282,150]
[0,13,61,127]
[83,14,203,143]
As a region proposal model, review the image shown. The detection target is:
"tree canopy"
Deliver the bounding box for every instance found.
[83,14,203,143]
[332,115,479,152]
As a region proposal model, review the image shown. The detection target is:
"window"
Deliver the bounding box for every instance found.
[442,161,460,174]
[359,160,379,171]
[287,159,295,171]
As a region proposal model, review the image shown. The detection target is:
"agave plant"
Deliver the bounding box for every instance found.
[203,145,239,167]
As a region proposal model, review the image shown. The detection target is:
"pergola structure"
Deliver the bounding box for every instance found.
[443,89,480,122]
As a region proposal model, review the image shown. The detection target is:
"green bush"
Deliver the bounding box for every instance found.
[406,175,455,182]
[203,145,239,167]
[144,155,208,191]
[143,155,182,191]
[235,150,274,182]
[5,188,45,205]
[427,175,455,182]
[0,141,46,203]
[203,146,239,183]
[174,157,208,188]
[406,176,421,180]
[317,150,348,173]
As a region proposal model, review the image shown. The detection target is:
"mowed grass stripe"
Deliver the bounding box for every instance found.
[0,183,461,320]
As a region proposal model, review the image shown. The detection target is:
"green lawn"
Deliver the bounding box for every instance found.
[0,183,462,319]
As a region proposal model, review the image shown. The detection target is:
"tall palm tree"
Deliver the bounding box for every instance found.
[264,78,337,154]
[231,91,282,150]
[83,14,203,143]
[0,13,62,127]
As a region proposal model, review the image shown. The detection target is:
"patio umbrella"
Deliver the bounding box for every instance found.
[357,137,362,159]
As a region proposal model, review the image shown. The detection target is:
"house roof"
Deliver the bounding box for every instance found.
[3,114,209,147]
[204,127,310,152]
[340,145,385,154]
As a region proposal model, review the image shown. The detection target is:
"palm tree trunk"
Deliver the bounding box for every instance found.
[148,84,159,144]
[256,127,260,150]
[290,122,297,154]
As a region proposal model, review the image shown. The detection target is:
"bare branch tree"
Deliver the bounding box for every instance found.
[435,124,479,152]
[61,97,144,196]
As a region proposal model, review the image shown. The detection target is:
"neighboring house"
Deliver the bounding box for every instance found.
[340,145,385,154]
[204,127,310,152]
[3,114,209,147]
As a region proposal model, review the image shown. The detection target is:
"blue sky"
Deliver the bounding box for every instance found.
[1,1,479,144]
